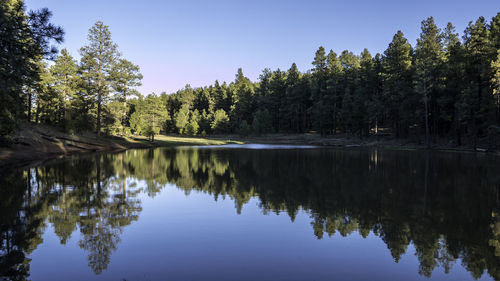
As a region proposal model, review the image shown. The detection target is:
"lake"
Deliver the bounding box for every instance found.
[1,145,499,281]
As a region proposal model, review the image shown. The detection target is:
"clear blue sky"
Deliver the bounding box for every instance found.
[25,0,499,95]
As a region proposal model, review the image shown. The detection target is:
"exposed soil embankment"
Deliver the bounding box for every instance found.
[0,124,147,168]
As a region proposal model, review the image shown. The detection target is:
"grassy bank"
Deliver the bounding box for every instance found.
[131,134,243,147]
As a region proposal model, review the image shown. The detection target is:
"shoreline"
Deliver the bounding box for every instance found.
[1,125,498,168]
[0,124,240,168]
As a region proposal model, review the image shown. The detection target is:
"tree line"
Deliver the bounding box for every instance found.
[1,0,500,147]
[160,13,500,148]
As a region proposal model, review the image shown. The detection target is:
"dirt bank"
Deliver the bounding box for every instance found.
[0,124,148,168]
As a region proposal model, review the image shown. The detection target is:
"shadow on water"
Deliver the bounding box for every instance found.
[1,146,500,280]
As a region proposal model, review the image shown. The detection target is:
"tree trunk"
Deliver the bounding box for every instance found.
[473,71,482,150]
[35,98,40,124]
[97,33,103,138]
[456,116,462,146]
[497,94,500,125]
[27,88,32,122]
[62,84,67,129]
[424,82,430,149]
[122,100,127,136]
[333,102,337,135]
[97,92,102,137]
[151,114,155,142]
[424,99,430,148]
[423,152,429,212]
[296,106,299,133]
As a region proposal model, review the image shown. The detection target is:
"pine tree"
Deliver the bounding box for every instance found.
[80,21,119,137]
[283,63,302,132]
[269,69,286,131]
[130,94,169,141]
[489,13,500,124]
[185,110,200,135]
[382,30,414,138]
[252,108,273,135]
[311,46,329,134]
[256,68,272,123]
[35,61,59,125]
[312,46,327,71]
[414,17,444,147]
[193,87,214,114]
[211,109,230,134]
[110,58,143,135]
[442,23,466,144]
[232,68,255,129]
[463,17,492,147]
[326,50,343,134]
[357,48,376,137]
[174,104,190,134]
[339,50,361,134]
[50,49,78,129]
[489,12,500,56]
[369,53,384,135]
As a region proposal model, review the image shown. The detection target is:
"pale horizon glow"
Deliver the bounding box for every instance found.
[25,0,500,95]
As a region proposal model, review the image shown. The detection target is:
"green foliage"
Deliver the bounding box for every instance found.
[130,94,169,141]
[312,46,327,72]
[252,108,273,135]
[232,68,255,127]
[211,109,230,134]
[35,61,58,125]
[110,58,143,101]
[237,120,251,136]
[49,48,79,129]
[492,50,500,119]
[109,58,143,135]
[174,104,190,134]
[105,101,127,135]
[27,20,142,137]
[185,110,200,135]
[198,109,213,135]
[461,16,496,145]
[0,0,63,139]
[382,30,415,137]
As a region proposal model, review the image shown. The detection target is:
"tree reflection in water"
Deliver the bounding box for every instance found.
[1,147,499,280]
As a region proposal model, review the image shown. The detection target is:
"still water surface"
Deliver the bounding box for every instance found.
[1,146,500,281]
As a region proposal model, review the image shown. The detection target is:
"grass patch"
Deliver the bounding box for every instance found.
[130,134,244,147]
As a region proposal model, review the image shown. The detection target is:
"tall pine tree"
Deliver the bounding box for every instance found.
[80,21,119,137]
[414,17,444,147]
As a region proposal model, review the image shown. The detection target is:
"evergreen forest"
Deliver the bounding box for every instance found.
[2,1,500,148]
